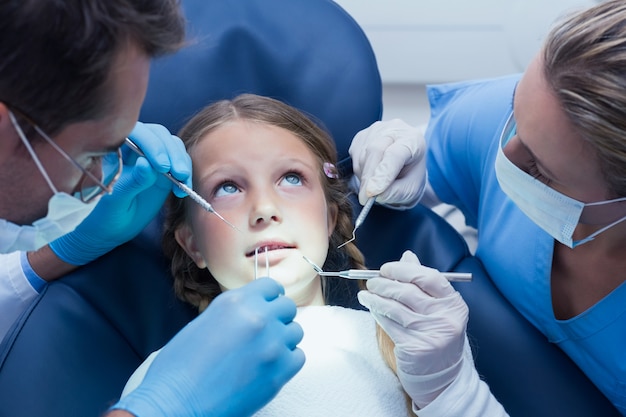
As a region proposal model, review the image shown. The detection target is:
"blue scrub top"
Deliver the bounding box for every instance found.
[426,75,626,414]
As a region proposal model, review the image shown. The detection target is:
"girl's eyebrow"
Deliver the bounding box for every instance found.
[196,155,317,180]
[196,165,235,185]
[283,157,316,169]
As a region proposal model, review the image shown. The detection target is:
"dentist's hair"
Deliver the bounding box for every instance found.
[162,93,365,311]
[0,0,185,136]
[543,0,626,197]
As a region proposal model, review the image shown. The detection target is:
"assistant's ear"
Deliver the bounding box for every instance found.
[174,223,207,269]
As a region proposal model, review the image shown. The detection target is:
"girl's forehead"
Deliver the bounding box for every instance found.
[189,121,322,174]
[196,121,314,156]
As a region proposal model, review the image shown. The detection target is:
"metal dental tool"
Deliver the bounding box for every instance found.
[124,137,240,232]
[254,246,269,280]
[338,196,376,249]
[302,255,472,282]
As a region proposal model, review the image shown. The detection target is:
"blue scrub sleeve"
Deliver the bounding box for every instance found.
[425,74,521,229]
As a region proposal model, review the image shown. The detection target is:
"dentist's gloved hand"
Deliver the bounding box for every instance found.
[349,119,427,209]
[112,278,305,417]
[357,251,468,409]
[49,122,192,265]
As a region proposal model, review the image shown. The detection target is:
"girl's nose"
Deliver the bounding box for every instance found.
[249,190,282,227]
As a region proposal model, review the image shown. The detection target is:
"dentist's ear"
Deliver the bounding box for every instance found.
[174,223,207,268]
[0,103,23,163]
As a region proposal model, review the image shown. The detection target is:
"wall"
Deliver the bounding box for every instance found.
[334,0,600,124]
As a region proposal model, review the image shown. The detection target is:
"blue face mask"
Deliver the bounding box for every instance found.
[495,113,626,248]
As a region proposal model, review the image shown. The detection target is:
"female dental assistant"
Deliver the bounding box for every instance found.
[350,1,626,415]
[0,2,303,417]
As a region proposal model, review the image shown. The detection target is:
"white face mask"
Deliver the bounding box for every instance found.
[495,113,626,249]
[0,192,98,253]
[0,111,100,253]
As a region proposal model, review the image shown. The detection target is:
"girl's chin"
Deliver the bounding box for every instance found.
[263,261,318,284]
[273,275,313,289]
[280,276,323,301]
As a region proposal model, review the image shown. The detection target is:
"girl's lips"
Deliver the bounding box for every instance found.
[249,246,298,270]
[246,243,296,257]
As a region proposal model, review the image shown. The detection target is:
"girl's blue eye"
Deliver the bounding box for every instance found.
[215,182,240,197]
[281,173,303,186]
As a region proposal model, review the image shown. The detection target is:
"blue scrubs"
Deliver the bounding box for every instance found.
[426,75,626,414]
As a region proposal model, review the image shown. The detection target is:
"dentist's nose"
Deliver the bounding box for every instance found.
[249,190,282,226]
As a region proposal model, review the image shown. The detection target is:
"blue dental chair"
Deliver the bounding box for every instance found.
[0,0,619,416]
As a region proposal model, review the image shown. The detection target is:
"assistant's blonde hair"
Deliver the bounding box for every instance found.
[543,0,626,197]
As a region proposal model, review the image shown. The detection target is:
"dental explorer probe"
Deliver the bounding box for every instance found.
[124,137,240,232]
[338,196,376,249]
[302,255,472,283]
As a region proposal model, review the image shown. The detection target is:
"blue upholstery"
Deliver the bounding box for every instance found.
[139,0,382,161]
[0,237,196,417]
[0,0,619,416]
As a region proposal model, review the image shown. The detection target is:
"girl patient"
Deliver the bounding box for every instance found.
[123,94,443,415]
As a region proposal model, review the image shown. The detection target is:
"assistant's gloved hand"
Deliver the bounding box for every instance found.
[357,251,468,409]
[49,122,191,265]
[112,278,305,417]
[349,119,427,209]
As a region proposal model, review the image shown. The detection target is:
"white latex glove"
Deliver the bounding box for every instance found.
[349,119,427,209]
[357,250,469,409]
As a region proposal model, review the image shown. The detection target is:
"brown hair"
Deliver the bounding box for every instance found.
[543,0,626,197]
[0,0,185,135]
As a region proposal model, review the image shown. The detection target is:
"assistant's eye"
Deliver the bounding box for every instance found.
[280,172,304,187]
[527,159,551,186]
[214,181,240,197]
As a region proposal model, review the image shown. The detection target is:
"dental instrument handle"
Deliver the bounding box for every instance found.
[441,272,473,282]
[124,138,240,232]
[166,174,213,212]
[324,269,473,282]
[338,269,379,279]
[354,196,376,230]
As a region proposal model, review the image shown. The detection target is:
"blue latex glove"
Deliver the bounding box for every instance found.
[49,122,192,265]
[111,278,305,417]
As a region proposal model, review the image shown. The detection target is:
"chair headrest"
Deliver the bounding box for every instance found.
[140,0,382,161]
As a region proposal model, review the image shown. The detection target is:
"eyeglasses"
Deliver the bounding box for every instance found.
[8,108,123,203]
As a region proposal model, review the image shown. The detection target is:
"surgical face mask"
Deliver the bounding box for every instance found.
[0,111,101,253]
[0,193,98,253]
[494,113,626,248]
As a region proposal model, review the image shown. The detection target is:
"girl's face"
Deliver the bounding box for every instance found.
[175,120,336,307]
